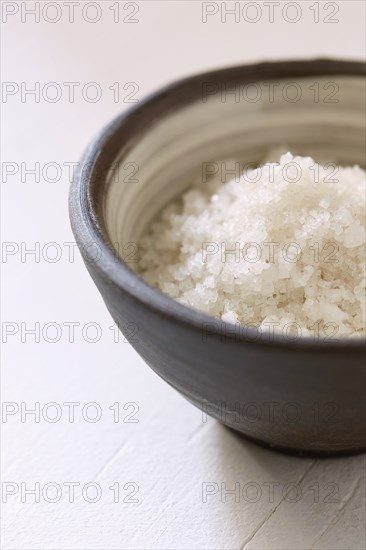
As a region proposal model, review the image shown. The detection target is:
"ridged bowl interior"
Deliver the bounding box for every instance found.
[103,75,365,249]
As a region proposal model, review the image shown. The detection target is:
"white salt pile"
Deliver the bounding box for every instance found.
[137,152,366,337]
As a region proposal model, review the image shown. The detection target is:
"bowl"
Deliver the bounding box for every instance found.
[69,59,366,455]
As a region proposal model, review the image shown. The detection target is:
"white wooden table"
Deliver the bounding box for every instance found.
[2,2,365,548]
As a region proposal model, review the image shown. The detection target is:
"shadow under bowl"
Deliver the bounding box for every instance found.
[69,59,366,456]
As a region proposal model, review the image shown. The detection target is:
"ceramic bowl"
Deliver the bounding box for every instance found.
[70,59,366,455]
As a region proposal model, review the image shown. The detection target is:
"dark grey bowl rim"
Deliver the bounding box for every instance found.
[69,59,366,351]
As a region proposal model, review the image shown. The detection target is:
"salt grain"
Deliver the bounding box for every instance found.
[136,152,366,337]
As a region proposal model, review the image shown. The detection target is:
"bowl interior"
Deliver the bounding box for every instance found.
[102,74,365,249]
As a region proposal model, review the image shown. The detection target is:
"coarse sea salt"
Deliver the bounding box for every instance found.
[136,152,366,337]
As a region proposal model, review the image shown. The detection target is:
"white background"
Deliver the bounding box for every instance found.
[1,1,366,549]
